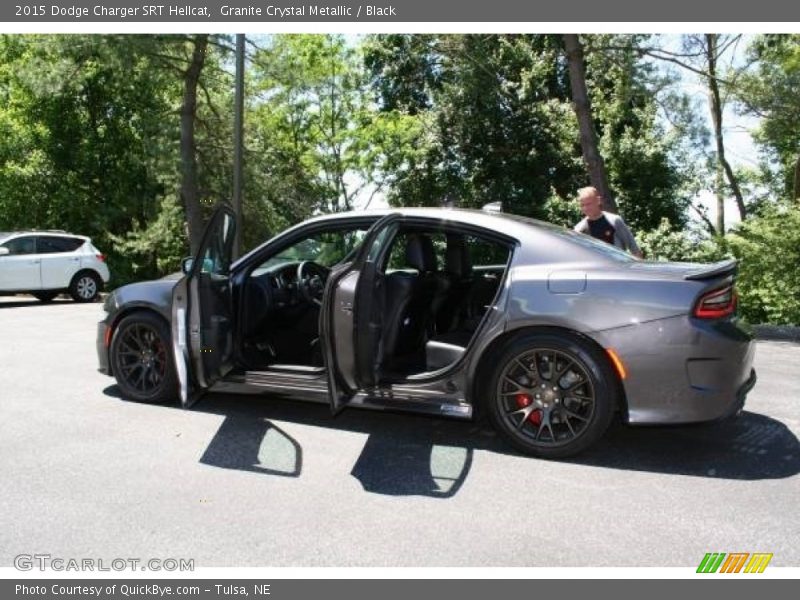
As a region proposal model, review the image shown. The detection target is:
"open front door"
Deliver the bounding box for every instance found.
[320,214,401,414]
[172,205,236,407]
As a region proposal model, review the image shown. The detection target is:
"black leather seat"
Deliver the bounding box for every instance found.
[435,234,473,333]
[380,234,439,373]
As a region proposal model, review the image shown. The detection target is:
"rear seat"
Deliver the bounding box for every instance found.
[425,270,502,371]
[425,329,473,371]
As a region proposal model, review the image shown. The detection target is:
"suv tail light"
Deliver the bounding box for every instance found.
[693,284,737,319]
[96,253,106,262]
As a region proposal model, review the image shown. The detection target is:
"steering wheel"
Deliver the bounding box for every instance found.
[296,261,330,306]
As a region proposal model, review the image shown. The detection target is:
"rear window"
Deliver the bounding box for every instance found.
[497,213,638,263]
[37,236,85,253]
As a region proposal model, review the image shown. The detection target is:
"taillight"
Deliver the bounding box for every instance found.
[693,285,737,319]
[96,253,105,262]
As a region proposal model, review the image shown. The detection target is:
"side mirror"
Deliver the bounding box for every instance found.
[0,247,9,256]
[181,257,194,274]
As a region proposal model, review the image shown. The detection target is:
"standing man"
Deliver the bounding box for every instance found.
[573,186,643,258]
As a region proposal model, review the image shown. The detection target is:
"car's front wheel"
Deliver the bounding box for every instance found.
[486,332,618,459]
[110,313,178,403]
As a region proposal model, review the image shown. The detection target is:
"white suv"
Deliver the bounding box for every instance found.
[0,231,111,302]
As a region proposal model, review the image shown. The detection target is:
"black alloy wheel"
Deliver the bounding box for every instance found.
[487,332,618,459]
[110,313,178,403]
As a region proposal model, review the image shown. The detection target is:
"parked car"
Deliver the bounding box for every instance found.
[96,206,756,458]
[0,231,110,302]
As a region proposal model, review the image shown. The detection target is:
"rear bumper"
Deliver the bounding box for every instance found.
[721,367,757,420]
[593,315,757,425]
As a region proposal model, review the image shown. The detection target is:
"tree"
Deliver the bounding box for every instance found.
[631,35,749,227]
[0,36,174,265]
[178,34,208,256]
[365,34,694,231]
[250,34,400,217]
[703,34,747,225]
[584,35,697,231]
[365,34,585,216]
[736,34,800,203]
[563,34,618,213]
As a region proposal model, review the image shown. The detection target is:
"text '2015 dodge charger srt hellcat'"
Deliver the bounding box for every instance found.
[97,206,756,458]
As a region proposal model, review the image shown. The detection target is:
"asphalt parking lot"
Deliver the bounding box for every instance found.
[1,296,798,567]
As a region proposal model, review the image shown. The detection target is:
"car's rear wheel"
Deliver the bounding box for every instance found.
[69,271,101,302]
[486,332,617,459]
[33,291,59,303]
[110,313,178,403]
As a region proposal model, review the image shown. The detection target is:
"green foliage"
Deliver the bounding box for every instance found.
[249,34,390,216]
[364,34,697,227]
[0,33,797,325]
[726,205,800,325]
[108,195,189,283]
[636,212,800,325]
[585,36,699,231]
[736,35,800,200]
[365,34,584,214]
[636,218,728,263]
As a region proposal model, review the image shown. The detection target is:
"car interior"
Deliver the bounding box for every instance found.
[237,222,512,384]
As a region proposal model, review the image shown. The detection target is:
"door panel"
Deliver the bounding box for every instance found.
[330,269,359,390]
[171,206,236,408]
[0,236,40,291]
[37,237,83,289]
[320,214,401,413]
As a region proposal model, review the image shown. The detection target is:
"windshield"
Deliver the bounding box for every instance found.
[255,227,370,273]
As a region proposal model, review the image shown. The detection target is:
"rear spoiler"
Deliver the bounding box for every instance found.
[684,258,738,281]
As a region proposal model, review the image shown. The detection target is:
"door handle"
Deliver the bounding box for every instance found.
[30,259,40,264]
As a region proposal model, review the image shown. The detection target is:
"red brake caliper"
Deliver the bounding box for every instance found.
[515,393,542,426]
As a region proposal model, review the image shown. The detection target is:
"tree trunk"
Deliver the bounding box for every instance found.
[705,34,747,222]
[180,34,208,256]
[232,33,245,259]
[563,34,618,214]
[793,154,800,203]
[715,165,725,233]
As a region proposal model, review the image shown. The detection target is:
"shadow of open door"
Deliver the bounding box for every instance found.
[199,416,302,477]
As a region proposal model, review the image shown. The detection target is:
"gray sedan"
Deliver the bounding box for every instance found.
[96,206,756,458]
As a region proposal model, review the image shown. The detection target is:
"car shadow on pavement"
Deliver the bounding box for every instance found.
[0,297,74,308]
[568,411,800,479]
[103,385,800,496]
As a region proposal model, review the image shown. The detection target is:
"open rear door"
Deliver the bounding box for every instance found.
[172,205,236,407]
[320,213,401,414]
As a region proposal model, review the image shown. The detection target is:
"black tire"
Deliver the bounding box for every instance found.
[110,312,178,404]
[69,271,102,302]
[33,291,59,303]
[486,331,618,459]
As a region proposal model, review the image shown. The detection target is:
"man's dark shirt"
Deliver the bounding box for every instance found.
[587,214,616,245]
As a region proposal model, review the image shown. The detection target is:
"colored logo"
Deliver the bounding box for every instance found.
[697,552,773,573]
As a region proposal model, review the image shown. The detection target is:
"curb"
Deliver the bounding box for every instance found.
[753,324,800,342]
